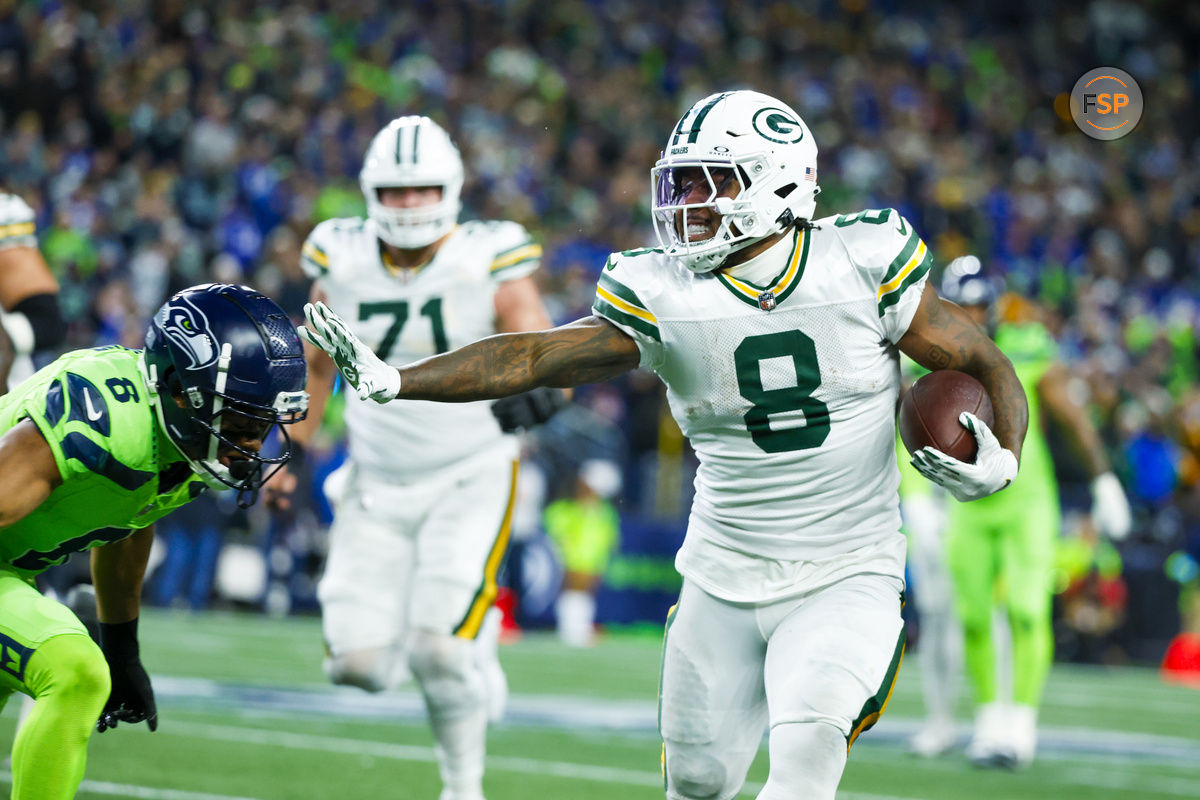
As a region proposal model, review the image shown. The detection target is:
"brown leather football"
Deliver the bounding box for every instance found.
[898,369,995,463]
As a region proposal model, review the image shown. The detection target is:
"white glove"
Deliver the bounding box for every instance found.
[1091,472,1132,541]
[299,301,401,403]
[910,412,1018,502]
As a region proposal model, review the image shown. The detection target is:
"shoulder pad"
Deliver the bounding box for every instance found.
[301,217,366,279]
[473,220,542,281]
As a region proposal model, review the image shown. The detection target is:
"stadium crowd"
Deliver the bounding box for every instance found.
[2,0,1199,659]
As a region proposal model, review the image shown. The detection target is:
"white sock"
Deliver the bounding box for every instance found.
[556,590,595,647]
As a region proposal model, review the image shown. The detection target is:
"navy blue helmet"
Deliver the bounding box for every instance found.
[142,284,308,505]
[940,255,1002,308]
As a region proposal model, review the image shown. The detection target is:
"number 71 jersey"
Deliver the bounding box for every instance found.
[301,217,542,481]
[593,209,932,563]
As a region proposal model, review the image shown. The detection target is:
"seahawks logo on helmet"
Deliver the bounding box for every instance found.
[751,107,805,144]
[160,297,218,370]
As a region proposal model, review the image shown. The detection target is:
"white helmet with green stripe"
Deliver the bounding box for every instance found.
[360,116,463,249]
[652,90,819,273]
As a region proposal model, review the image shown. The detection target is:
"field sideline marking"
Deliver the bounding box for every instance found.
[0,771,261,800]
[164,720,920,800]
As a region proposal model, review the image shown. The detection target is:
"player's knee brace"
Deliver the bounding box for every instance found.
[664,746,728,800]
[323,647,407,693]
[408,630,483,715]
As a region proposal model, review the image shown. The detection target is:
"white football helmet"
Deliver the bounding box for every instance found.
[651,90,819,273]
[360,116,463,249]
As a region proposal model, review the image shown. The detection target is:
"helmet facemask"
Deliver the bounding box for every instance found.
[141,347,307,507]
[652,156,785,273]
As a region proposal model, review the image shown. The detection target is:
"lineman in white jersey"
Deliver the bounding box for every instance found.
[0,192,64,391]
[298,91,1029,800]
[274,117,561,800]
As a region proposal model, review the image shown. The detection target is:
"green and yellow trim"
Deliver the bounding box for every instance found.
[715,227,809,309]
[847,625,906,750]
[0,221,35,241]
[594,272,661,342]
[453,460,520,640]
[877,236,932,316]
[657,601,680,790]
[490,242,542,277]
[301,240,330,275]
[878,242,931,316]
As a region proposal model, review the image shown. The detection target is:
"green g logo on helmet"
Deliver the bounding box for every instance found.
[752,107,805,144]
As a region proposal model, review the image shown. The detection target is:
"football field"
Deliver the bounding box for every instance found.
[2,609,1198,799]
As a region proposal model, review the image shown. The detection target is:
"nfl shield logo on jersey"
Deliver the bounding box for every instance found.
[757,291,777,311]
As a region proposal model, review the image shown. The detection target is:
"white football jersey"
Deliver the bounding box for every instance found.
[0,193,40,385]
[301,217,541,482]
[593,208,931,598]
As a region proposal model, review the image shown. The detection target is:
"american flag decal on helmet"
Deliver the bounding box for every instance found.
[804,167,817,182]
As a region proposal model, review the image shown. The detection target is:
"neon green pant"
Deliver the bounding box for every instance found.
[946,493,1058,708]
[0,567,110,800]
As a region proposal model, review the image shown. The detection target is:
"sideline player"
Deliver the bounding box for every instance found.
[300,91,1028,800]
[0,283,307,799]
[934,257,1131,767]
[0,191,64,392]
[273,116,561,800]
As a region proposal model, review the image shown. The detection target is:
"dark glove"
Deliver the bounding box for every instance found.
[96,619,158,732]
[491,387,567,433]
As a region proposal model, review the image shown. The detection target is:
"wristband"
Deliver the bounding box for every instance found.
[99,618,140,661]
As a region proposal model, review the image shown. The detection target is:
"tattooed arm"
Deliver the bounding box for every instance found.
[398,315,642,401]
[897,282,1028,462]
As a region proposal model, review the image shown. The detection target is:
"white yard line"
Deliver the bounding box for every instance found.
[164,720,920,800]
[0,771,261,800]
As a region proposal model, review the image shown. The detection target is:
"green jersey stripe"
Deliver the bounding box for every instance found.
[877,252,932,316]
[60,432,154,491]
[598,271,650,311]
[593,298,662,342]
[490,256,539,278]
[881,230,921,285]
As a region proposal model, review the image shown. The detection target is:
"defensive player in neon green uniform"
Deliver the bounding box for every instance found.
[0,284,307,799]
[938,258,1131,768]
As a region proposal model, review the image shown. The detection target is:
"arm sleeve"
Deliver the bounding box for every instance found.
[11,293,64,351]
[487,221,542,284]
[591,255,666,371]
[837,208,933,344]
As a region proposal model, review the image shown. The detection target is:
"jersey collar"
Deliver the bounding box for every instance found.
[715,227,810,310]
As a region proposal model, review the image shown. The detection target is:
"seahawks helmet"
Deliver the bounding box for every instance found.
[652,90,819,273]
[940,255,1001,307]
[141,284,308,506]
[360,115,463,249]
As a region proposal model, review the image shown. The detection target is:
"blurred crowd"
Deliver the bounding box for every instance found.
[3,0,1200,654]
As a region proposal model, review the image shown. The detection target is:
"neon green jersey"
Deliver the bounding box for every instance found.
[969,321,1058,509]
[0,346,206,578]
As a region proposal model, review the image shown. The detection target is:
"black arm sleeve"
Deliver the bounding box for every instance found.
[12,292,64,351]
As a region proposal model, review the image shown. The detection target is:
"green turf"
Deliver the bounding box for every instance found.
[1,608,1197,799]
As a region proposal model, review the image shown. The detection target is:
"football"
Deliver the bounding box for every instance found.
[898,369,995,463]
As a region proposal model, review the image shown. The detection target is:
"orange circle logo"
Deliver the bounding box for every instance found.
[1070,68,1143,140]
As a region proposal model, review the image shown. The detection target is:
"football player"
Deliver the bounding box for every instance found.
[930,257,1132,768]
[270,116,561,800]
[0,283,307,799]
[300,91,1029,800]
[0,191,64,392]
